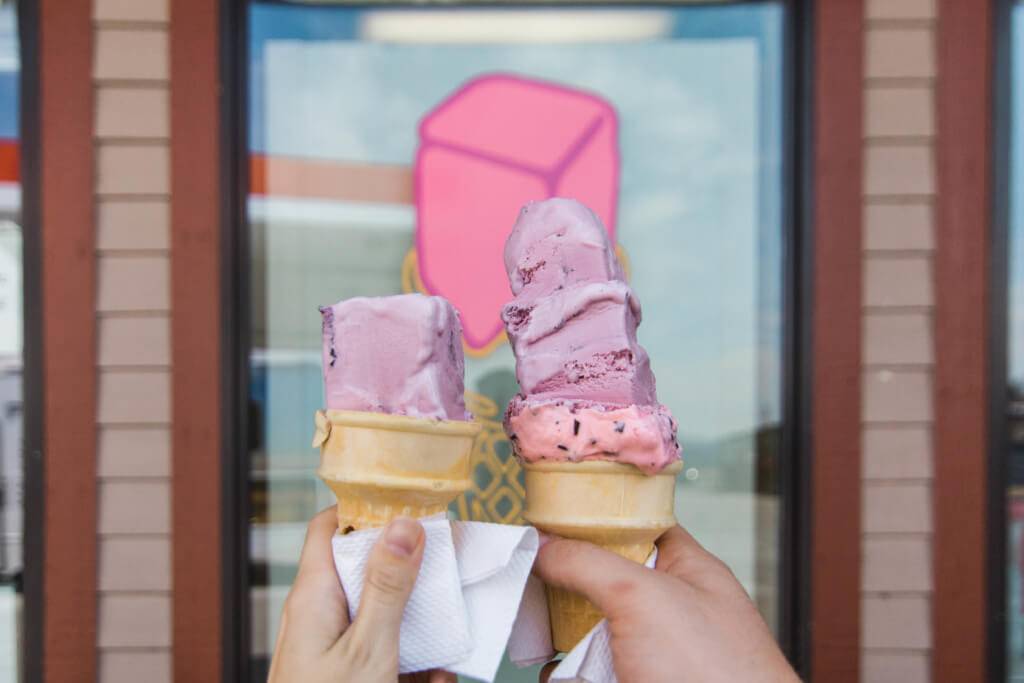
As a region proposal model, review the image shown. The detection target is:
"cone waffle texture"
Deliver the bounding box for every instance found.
[313,410,481,531]
[522,459,682,651]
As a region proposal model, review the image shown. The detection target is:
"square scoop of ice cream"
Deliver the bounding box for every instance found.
[320,294,470,420]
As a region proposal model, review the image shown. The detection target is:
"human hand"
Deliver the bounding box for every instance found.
[268,507,454,683]
[534,526,799,683]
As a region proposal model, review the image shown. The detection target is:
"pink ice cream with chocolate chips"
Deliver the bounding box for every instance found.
[501,198,680,474]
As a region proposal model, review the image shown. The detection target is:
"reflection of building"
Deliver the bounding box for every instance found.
[0,363,19,578]
[1008,384,1024,675]
[0,220,19,581]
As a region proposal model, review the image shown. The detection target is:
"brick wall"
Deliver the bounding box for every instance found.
[861,0,937,680]
[74,1,952,680]
[92,0,172,681]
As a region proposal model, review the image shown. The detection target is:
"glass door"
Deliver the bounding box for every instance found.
[1002,3,1024,680]
[242,3,793,679]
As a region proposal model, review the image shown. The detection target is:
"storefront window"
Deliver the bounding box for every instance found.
[0,3,19,681]
[1006,4,1024,678]
[245,2,789,679]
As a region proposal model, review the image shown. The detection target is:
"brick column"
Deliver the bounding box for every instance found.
[860,0,937,680]
[92,0,173,681]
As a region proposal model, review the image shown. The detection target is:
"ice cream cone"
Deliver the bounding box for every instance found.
[522,459,683,652]
[313,409,482,531]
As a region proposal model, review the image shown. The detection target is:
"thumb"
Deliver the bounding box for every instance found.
[533,537,655,619]
[350,517,425,640]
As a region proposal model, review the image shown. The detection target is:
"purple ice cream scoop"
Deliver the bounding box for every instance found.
[320,293,470,421]
[501,198,657,406]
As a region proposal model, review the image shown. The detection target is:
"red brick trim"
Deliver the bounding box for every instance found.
[39,1,97,680]
[170,1,223,681]
[932,0,992,679]
[810,2,864,680]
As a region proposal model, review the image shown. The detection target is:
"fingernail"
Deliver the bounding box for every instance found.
[383,517,422,557]
[538,531,557,549]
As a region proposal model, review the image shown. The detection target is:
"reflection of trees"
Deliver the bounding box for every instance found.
[1010,382,1024,440]
[756,424,780,496]
[1010,383,1024,486]
[680,423,780,494]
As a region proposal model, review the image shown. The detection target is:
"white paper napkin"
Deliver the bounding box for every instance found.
[508,549,659,683]
[332,515,538,681]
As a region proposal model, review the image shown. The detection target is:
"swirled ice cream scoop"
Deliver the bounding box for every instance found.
[501,198,680,473]
[320,293,470,420]
[503,197,624,297]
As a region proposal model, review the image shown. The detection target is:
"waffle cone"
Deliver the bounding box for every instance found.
[313,410,481,531]
[522,459,683,652]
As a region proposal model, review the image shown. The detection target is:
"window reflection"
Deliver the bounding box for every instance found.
[1007,5,1024,679]
[246,4,786,680]
[0,3,20,681]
